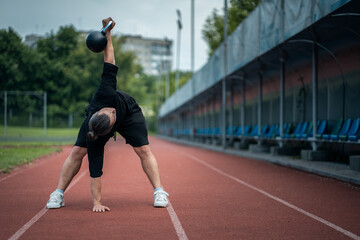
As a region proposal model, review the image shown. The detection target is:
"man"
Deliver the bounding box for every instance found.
[46,17,169,212]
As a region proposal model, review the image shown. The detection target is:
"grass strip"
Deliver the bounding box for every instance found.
[0,141,74,147]
[0,147,61,173]
[0,126,79,137]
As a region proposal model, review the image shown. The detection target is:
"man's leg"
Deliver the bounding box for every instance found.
[47,146,87,209]
[133,145,169,208]
[57,146,87,191]
[133,145,161,188]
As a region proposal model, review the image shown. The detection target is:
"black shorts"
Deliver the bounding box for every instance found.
[75,110,149,148]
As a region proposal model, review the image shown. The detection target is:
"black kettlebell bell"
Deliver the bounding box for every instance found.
[86,21,113,53]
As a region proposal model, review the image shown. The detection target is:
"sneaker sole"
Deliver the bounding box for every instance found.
[46,202,65,209]
[154,203,168,208]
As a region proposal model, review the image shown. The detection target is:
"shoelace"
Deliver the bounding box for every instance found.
[154,190,169,202]
[49,194,62,202]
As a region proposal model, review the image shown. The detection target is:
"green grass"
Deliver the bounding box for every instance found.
[0,147,61,173]
[0,125,78,137]
[0,141,74,147]
[0,126,77,173]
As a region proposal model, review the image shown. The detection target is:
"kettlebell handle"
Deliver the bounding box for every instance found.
[100,21,113,35]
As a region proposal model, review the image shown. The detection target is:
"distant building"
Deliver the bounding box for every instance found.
[121,35,173,75]
[24,34,42,48]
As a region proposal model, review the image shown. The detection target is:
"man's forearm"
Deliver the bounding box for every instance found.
[90,177,102,205]
[104,33,115,65]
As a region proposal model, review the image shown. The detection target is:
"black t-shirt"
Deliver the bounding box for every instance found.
[84,62,136,177]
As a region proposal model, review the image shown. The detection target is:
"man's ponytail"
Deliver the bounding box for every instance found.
[88,112,111,141]
[87,131,98,141]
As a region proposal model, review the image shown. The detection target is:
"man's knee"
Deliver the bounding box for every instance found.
[70,146,87,160]
[134,145,152,159]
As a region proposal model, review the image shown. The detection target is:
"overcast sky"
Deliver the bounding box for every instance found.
[0,0,224,72]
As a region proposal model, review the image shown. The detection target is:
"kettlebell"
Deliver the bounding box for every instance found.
[86,21,113,53]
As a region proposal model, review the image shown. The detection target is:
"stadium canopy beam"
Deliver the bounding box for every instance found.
[212,95,216,143]
[312,41,318,150]
[229,81,234,142]
[258,72,263,139]
[280,57,285,138]
[241,78,246,136]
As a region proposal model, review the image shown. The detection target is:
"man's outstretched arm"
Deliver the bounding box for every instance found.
[103,17,116,65]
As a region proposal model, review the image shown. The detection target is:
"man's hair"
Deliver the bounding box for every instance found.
[88,112,112,141]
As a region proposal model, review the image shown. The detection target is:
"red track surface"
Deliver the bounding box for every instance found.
[1,136,360,240]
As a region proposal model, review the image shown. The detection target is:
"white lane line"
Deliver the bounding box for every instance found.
[167,201,189,240]
[8,170,88,240]
[179,151,360,240]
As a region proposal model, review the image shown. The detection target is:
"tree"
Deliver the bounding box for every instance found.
[0,25,161,129]
[202,0,261,57]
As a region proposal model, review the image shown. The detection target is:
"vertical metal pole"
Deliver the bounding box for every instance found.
[229,83,234,141]
[258,73,262,137]
[241,79,246,135]
[176,10,182,91]
[293,90,296,122]
[280,58,285,136]
[44,91,47,136]
[166,69,169,99]
[191,0,195,73]
[212,96,216,143]
[312,42,318,146]
[327,79,330,120]
[222,0,228,149]
[190,0,195,141]
[4,91,7,136]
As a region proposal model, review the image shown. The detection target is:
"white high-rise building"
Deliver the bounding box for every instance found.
[122,35,173,75]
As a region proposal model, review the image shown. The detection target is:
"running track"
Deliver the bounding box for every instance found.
[1,136,360,240]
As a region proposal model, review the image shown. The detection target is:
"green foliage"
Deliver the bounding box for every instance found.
[0,24,193,131]
[0,25,164,129]
[202,0,261,57]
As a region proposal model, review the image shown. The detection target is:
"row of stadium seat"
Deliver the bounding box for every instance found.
[174,118,360,142]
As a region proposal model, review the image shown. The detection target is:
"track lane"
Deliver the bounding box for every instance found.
[19,140,179,240]
[150,137,360,239]
[2,136,360,239]
[0,146,75,240]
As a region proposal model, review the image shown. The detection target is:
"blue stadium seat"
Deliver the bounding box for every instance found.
[244,125,252,136]
[276,123,291,137]
[261,125,269,137]
[295,122,309,138]
[250,125,259,137]
[184,129,191,135]
[282,122,302,138]
[204,128,212,137]
[330,119,352,140]
[226,126,238,136]
[301,121,326,139]
[301,121,315,139]
[226,126,231,135]
[322,119,343,140]
[213,127,220,136]
[265,124,278,138]
[232,126,238,135]
[343,118,360,141]
[315,120,327,139]
[235,126,242,136]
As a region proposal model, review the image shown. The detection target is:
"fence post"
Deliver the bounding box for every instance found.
[4,91,7,136]
[44,91,47,136]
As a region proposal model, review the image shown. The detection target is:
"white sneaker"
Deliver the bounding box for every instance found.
[154,190,169,208]
[46,191,65,209]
